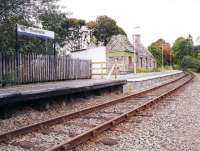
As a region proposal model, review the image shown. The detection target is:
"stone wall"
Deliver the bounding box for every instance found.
[136,56,156,69]
[106,50,134,74]
[123,71,184,93]
[106,34,157,73]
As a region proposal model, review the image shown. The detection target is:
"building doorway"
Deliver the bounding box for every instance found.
[128,56,132,65]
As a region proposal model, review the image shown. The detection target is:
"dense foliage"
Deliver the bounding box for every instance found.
[148,35,200,72]
[172,35,200,72]
[0,0,59,23]
[172,36,194,65]
[1,2,126,54]
[181,56,200,72]
[0,0,60,54]
[40,12,87,52]
[148,39,172,67]
[87,15,126,46]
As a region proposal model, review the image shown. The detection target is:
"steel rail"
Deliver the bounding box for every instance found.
[0,73,189,143]
[46,73,194,151]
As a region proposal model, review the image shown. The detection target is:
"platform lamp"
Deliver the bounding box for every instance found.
[170,48,173,70]
[133,26,140,74]
[161,43,164,71]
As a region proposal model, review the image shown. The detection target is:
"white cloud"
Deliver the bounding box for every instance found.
[58,0,200,46]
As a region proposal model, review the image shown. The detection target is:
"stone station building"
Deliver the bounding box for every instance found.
[106,34,156,73]
[70,34,156,75]
[133,34,157,69]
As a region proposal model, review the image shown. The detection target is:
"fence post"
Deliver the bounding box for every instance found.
[53,40,57,81]
[90,61,92,79]
[1,52,5,87]
[16,24,19,84]
[101,63,103,79]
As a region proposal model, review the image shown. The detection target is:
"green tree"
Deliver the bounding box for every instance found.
[0,0,59,23]
[181,56,200,72]
[172,36,194,65]
[193,45,200,58]
[61,18,86,51]
[148,39,172,67]
[0,16,30,52]
[195,52,200,60]
[87,15,126,46]
[0,0,60,53]
[148,44,162,67]
[39,12,67,49]
[171,35,200,72]
[87,21,96,30]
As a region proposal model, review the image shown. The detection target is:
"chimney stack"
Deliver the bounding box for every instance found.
[133,34,141,46]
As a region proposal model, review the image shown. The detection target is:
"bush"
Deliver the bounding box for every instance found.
[181,56,200,72]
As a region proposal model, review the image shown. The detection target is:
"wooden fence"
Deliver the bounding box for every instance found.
[0,52,92,87]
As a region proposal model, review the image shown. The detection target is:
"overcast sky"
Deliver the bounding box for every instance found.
[58,0,200,46]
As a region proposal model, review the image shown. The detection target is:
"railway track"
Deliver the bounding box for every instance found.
[0,73,194,151]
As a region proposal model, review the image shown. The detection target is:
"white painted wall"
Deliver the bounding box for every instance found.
[70,47,107,75]
[70,46,106,62]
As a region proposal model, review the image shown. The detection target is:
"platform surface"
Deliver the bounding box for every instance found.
[0,70,182,105]
[0,79,126,105]
[119,70,183,82]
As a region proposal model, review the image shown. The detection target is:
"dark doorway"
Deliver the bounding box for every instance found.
[128,56,132,65]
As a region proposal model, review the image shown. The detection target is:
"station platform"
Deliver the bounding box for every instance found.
[0,79,126,106]
[121,70,184,93]
[0,70,183,106]
[118,70,183,81]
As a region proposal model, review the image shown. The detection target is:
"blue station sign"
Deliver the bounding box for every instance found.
[17,24,55,39]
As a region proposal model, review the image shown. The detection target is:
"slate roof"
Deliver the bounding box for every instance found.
[106,34,155,59]
[106,35,133,52]
[135,44,154,58]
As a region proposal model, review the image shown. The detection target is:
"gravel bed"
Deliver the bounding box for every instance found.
[0,93,120,134]
[0,144,30,151]
[0,77,176,135]
[0,75,185,151]
[86,112,122,119]
[76,74,199,151]
[72,117,106,126]
[3,122,91,150]
[101,99,151,114]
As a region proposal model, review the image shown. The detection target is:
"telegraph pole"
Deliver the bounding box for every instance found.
[161,43,164,71]
[133,35,137,74]
[170,49,172,69]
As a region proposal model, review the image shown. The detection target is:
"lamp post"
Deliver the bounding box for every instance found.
[133,26,140,74]
[133,36,137,74]
[161,43,164,71]
[170,49,172,69]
